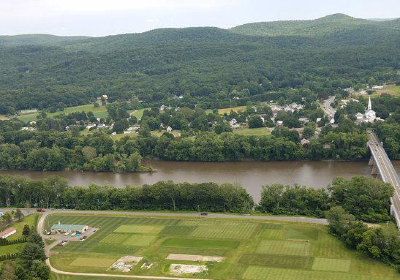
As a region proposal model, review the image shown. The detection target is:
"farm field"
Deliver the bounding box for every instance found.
[233,127,271,136]
[45,214,398,280]
[369,84,400,98]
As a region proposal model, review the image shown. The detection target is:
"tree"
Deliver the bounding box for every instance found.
[329,177,393,222]
[30,260,50,280]
[302,127,314,139]
[14,208,23,221]
[22,224,31,236]
[2,212,12,224]
[326,206,355,236]
[248,115,264,128]
[82,146,97,161]
[27,233,45,248]
[21,243,46,268]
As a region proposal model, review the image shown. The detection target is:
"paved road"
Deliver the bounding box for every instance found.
[321,96,336,120]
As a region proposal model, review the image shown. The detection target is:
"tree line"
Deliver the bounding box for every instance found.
[0,233,49,280]
[0,175,393,223]
[0,175,254,213]
[0,127,369,172]
[258,176,394,222]
[327,206,400,273]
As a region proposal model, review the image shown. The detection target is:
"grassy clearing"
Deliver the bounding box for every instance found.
[130,108,148,120]
[162,238,240,249]
[123,234,157,246]
[0,243,25,256]
[371,85,400,97]
[233,127,271,136]
[256,240,310,256]
[1,213,40,241]
[218,106,247,114]
[17,104,108,123]
[114,224,164,234]
[190,221,258,239]
[70,257,117,268]
[46,214,399,279]
[312,257,351,272]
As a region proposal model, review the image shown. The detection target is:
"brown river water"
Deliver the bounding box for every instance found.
[1,160,399,202]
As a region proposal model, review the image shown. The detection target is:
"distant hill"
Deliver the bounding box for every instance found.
[230,13,399,37]
[0,14,399,114]
[0,34,89,46]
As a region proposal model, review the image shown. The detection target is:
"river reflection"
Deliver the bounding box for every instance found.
[1,160,399,202]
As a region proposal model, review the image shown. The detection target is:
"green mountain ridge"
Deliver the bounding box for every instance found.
[0,14,399,114]
[231,13,399,37]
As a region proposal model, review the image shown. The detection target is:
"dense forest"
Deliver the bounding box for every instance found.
[0,14,399,114]
[0,175,254,213]
[259,176,393,222]
[0,128,368,172]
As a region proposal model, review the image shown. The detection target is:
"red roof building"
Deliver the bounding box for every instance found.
[0,227,16,239]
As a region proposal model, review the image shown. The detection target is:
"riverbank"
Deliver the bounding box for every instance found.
[1,160,399,202]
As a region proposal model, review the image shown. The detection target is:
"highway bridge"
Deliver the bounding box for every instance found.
[368,133,400,228]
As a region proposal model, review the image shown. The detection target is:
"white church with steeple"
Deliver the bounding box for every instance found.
[355,96,381,124]
[364,96,376,123]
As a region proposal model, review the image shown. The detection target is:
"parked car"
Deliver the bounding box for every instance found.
[200,212,208,216]
[36,208,46,212]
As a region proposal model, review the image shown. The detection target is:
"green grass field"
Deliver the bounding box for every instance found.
[233,127,271,136]
[17,104,109,123]
[46,214,399,280]
[0,213,40,259]
[369,85,400,98]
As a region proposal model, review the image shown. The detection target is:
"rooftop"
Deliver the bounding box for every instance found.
[51,224,87,231]
[0,227,16,238]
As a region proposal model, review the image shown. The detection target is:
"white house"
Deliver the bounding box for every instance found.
[372,85,384,90]
[86,124,97,130]
[124,125,140,134]
[229,119,238,128]
[166,126,173,133]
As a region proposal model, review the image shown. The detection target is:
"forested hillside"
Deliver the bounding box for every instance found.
[0,14,399,114]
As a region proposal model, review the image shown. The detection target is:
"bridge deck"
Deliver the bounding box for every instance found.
[368,133,400,228]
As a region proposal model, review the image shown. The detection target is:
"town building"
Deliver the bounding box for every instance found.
[51,224,88,234]
[364,97,376,123]
[0,227,16,239]
[124,125,140,134]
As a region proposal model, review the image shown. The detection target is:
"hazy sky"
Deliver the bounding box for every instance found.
[1,0,399,36]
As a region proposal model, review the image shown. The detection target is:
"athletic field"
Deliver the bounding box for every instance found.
[46,214,398,280]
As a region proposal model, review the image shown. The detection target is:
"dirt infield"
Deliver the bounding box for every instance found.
[166,254,224,262]
[170,264,208,275]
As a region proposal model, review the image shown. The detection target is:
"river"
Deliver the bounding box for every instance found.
[1,160,399,202]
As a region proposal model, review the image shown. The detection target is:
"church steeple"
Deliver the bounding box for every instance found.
[368,96,372,111]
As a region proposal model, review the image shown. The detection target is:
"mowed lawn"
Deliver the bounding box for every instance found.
[17,104,109,123]
[233,127,271,136]
[46,214,399,280]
